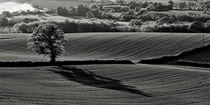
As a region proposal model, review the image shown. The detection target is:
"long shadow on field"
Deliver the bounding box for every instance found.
[51,66,153,97]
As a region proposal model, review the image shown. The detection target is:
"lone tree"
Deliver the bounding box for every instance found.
[27,23,66,62]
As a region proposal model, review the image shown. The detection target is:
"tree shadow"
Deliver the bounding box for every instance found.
[51,66,153,97]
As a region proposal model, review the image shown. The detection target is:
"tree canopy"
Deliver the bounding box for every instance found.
[27,23,66,62]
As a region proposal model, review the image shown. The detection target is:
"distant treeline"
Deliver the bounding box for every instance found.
[13,20,125,33]
[128,11,210,33]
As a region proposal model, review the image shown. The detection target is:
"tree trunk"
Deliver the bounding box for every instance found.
[50,54,56,63]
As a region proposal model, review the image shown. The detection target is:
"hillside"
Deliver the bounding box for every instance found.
[0,33,210,104]
[180,46,210,63]
[0,0,91,9]
[0,2,35,14]
[0,33,210,62]
[0,64,210,105]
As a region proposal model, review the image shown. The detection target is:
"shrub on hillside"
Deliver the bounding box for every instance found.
[86,11,95,18]
[136,10,148,16]
[188,21,206,32]
[157,16,178,25]
[77,5,90,16]
[0,17,9,27]
[57,7,68,16]
[120,14,136,22]
[129,19,143,26]
[13,22,30,33]
[2,11,12,17]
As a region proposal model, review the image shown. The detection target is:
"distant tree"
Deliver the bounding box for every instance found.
[129,4,136,9]
[188,21,206,32]
[168,0,174,9]
[13,22,29,33]
[32,2,40,9]
[69,6,77,16]
[27,23,66,62]
[86,11,95,18]
[90,4,97,9]
[129,19,143,26]
[135,7,140,12]
[157,16,177,25]
[2,11,12,17]
[205,3,210,10]
[121,7,129,12]
[77,5,90,16]
[142,1,149,8]
[179,2,187,10]
[157,2,164,10]
[57,7,68,16]
[0,17,9,26]
[120,14,135,22]
[116,0,125,5]
[146,4,154,10]
[187,2,196,10]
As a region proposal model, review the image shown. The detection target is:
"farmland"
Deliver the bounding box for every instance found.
[0,33,210,62]
[0,32,210,104]
[1,64,210,105]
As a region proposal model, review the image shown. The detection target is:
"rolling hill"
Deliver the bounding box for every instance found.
[0,33,209,62]
[0,64,210,105]
[0,0,198,10]
[0,32,210,105]
[0,0,91,9]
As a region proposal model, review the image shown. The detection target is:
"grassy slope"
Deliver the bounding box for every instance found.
[181,47,210,63]
[0,64,210,105]
[0,33,210,62]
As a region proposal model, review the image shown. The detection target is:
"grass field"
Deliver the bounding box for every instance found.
[0,33,210,62]
[0,32,210,105]
[0,64,210,105]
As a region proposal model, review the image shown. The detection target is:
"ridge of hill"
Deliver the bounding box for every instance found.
[0,33,209,62]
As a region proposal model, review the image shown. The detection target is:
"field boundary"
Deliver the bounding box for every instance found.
[0,60,134,67]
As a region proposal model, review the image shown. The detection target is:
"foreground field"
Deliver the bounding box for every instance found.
[0,64,210,105]
[0,33,210,105]
[0,33,210,62]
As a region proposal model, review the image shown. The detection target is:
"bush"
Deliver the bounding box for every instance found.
[13,22,30,33]
[188,21,206,32]
[86,11,95,18]
[120,14,136,22]
[0,17,9,27]
[2,11,12,17]
[129,19,143,26]
[157,16,178,25]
